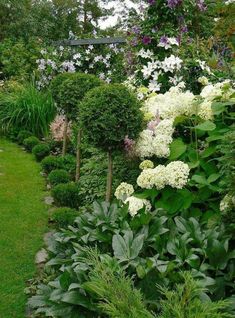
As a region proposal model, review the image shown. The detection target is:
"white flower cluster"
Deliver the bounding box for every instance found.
[198,76,209,86]
[200,80,235,101]
[137,161,190,190]
[138,48,183,93]
[220,194,235,213]
[198,100,213,120]
[114,182,151,217]
[114,182,134,202]
[143,85,196,120]
[139,160,154,170]
[125,196,152,217]
[135,119,174,158]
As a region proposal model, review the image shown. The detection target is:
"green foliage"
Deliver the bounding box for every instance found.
[23,136,40,152]
[51,182,80,209]
[41,154,76,174]
[157,272,232,318]
[28,202,235,316]
[48,169,71,187]
[41,155,60,174]
[0,38,41,79]
[32,144,50,161]
[77,149,140,205]
[83,249,153,318]
[218,125,235,194]
[50,207,79,228]
[80,84,143,151]
[0,83,55,137]
[17,130,32,144]
[56,73,103,118]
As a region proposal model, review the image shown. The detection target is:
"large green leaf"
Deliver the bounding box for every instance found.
[169,138,187,160]
[195,121,216,131]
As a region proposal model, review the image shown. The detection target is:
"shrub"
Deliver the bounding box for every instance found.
[80,84,143,201]
[32,144,50,161]
[48,169,71,186]
[0,83,56,137]
[158,272,231,318]
[57,154,76,175]
[51,182,80,209]
[41,155,59,174]
[17,130,32,144]
[23,136,40,152]
[50,207,79,228]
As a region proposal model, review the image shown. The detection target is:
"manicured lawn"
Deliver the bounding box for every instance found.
[0,139,48,318]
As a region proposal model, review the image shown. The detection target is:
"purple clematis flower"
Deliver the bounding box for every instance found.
[196,0,207,11]
[142,36,152,45]
[167,0,182,9]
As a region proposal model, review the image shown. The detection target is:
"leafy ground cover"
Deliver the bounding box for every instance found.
[0,139,48,318]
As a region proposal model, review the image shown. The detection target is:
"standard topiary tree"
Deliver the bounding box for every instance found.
[79,84,143,202]
[50,73,103,180]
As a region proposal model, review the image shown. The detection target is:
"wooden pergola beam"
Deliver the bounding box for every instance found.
[54,37,126,46]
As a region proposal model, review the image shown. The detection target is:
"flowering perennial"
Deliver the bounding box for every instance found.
[124,196,152,217]
[114,182,134,202]
[137,161,190,190]
[135,119,174,158]
[50,115,72,142]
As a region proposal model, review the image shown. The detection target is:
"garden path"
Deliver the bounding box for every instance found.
[0,139,48,318]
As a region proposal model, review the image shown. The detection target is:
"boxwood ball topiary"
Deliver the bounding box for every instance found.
[32,143,50,161]
[23,136,40,152]
[51,182,80,209]
[50,73,103,117]
[48,169,71,186]
[79,84,143,151]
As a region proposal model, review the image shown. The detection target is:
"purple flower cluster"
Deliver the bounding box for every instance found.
[167,0,182,9]
[142,36,152,45]
[196,0,207,11]
[148,0,156,5]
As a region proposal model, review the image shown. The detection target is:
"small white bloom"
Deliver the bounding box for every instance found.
[115,182,134,202]
[125,196,151,217]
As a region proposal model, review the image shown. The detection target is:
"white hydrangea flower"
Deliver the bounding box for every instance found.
[152,134,172,158]
[220,194,235,212]
[152,165,167,189]
[137,168,156,189]
[125,196,151,217]
[143,85,195,120]
[165,161,190,189]
[200,84,222,101]
[198,100,213,120]
[115,182,134,202]
[198,76,209,86]
[135,130,154,158]
[139,160,154,170]
[154,119,174,136]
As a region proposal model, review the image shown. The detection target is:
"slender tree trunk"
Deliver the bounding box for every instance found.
[62,115,68,156]
[75,128,82,182]
[106,149,113,202]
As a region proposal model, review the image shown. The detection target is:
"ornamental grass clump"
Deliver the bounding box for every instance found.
[50,73,102,181]
[80,84,143,201]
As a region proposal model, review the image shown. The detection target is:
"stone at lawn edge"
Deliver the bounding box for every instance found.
[44,196,54,205]
[35,248,48,264]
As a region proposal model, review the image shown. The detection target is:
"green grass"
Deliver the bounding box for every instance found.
[0,139,48,318]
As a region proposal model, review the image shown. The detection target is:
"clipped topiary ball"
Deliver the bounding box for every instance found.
[50,207,79,228]
[41,155,59,174]
[51,182,80,209]
[23,136,40,152]
[32,143,50,161]
[17,130,32,144]
[48,169,71,186]
[79,84,143,151]
[51,73,103,117]
[57,154,76,175]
